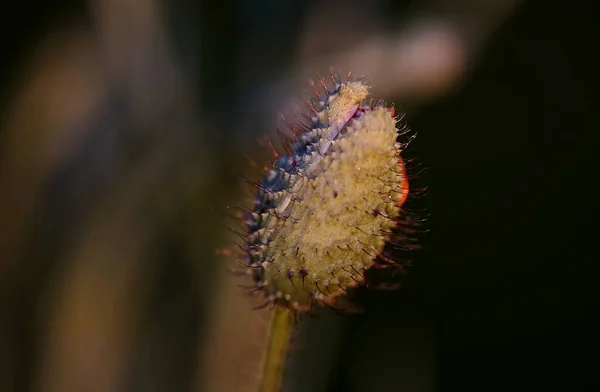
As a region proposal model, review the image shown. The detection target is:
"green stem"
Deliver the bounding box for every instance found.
[258,307,293,392]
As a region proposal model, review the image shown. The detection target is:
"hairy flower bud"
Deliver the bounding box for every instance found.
[236,73,416,313]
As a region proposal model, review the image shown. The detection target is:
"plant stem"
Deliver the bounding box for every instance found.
[258,307,293,392]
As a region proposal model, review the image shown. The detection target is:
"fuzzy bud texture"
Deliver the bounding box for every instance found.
[242,80,408,312]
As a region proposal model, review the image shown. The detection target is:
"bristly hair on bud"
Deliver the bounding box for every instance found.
[228,68,423,316]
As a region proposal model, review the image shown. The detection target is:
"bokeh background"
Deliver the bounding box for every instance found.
[1,0,598,391]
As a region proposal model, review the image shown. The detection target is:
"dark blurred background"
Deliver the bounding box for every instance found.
[1,0,598,391]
